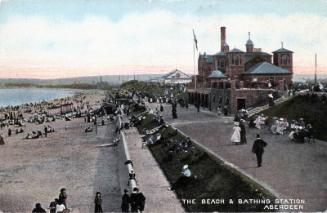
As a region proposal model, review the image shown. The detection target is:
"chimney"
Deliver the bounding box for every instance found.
[220,26,226,52]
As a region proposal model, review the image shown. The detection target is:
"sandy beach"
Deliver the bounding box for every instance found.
[0,90,121,212]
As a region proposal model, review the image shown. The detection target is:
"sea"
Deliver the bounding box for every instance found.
[0,88,78,107]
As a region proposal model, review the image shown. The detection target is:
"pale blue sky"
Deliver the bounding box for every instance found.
[1,0,326,21]
[0,0,326,78]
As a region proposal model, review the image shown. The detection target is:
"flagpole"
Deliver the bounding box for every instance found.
[194,41,197,91]
[314,53,317,85]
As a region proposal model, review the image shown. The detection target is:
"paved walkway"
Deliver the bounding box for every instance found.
[124,127,184,213]
[147,102,327,212]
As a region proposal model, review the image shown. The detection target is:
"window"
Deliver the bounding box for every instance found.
[281,55,289,65]
[235,56,239,65]
[225,98,230,105]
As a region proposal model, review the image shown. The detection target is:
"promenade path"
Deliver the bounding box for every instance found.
[124,127,185,213]
[147,102,327,212]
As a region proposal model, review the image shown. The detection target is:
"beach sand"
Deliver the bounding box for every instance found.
[0,90,121,212]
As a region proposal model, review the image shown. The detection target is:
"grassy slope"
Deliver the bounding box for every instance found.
[261,94,327,141]
[137,114,275,212]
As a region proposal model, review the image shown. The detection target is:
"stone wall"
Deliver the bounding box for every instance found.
[230,88,273,113]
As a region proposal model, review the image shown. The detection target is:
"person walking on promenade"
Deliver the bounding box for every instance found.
[59,188,67,208]
[240,119,247,144]
[172,102,177,119]
[130,188,146,212]
[231,122,241,145]
[94,192,103,213]
[130,188,138,212]
[136,189,146,212]
[121,189,130,212]
[252,134,268,167]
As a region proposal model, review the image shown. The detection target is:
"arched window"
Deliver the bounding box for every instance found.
[282,55,289,65]
[235,55,239,65]
[232,55,241,65]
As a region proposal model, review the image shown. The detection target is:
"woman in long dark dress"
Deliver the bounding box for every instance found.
[240,119,247,144]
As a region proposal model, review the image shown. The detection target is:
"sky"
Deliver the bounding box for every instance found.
[0,0,327,79]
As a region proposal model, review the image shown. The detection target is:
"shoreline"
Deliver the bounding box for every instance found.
[0,88,95,108]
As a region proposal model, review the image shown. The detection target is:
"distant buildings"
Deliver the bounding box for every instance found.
[151,69,192,85]
[188,26,293,113]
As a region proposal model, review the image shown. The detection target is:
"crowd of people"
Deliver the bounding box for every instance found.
[32,188,68,213]
[0,93,97,143]
[230,110,316,167]
[247,114,315,143]
[31,188,108,213]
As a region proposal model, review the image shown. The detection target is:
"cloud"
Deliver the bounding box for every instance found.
[0,10,326,78]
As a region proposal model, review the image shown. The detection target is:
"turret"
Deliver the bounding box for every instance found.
[273,42,293,72]
[246,32,254,53]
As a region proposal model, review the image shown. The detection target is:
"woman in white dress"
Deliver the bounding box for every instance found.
[231,122,241,144]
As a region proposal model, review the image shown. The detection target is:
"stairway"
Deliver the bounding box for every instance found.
[247,95,292,117]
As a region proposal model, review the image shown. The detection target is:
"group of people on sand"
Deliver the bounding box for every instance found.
[32,188,68,213]
[32,188,107,213]
[25,125,55,139]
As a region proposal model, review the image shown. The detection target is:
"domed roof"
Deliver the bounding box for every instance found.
[246,39,253,46]
[246,32,254,46]
[208,70,227,78]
